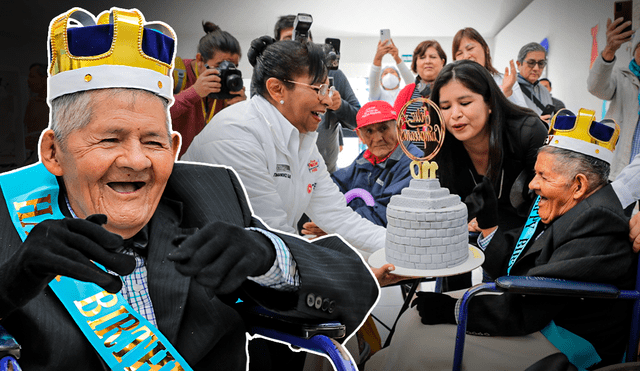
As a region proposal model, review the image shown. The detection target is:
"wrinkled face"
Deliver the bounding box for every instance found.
[416,47,445,83]
[517,50,546,84]
[279,27,294,41]
[357,120,398,158]
[454,37,486,67]
[529,152,579,224]
[280,75,332,133]
[438,80,491,145]
[46,91,180,238]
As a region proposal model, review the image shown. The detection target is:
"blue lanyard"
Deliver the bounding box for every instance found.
[0,163,193,371]
[507,196,541,275]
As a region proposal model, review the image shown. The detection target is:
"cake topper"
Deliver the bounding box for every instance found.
[396,97,446,179]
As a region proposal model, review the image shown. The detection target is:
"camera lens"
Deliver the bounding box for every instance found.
[227,75,244,92]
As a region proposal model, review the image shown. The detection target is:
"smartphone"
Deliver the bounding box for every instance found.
[380,29,391,42]
[614,1,633,34]
[328,76,334,88]
[325,38,341,55]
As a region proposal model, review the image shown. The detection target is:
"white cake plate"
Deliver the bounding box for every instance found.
[368,245,485,278]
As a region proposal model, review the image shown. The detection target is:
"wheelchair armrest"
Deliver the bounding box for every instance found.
[240,304,346,340]
[495,276,620,299]
[0,325,20,359]
[239,304,356,371]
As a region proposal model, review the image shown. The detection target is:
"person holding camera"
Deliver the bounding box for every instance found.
[170,21,246,158]
[587,16,638,180]
[515,42,554,124]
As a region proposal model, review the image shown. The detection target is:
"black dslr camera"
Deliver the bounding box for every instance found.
[293,13,340,70]
[206,61,243,100]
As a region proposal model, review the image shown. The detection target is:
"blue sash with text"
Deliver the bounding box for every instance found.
[0,163,193,371]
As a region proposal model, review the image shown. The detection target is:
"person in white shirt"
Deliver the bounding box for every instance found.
[184,36,405,285]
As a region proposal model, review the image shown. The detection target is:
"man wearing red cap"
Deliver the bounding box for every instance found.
[331,101,422,226]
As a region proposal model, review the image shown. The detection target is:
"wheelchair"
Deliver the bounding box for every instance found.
[452,254,640,371]
[0,306,357,371]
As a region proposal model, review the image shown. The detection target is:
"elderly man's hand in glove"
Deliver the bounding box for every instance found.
[168,221,276,295]
[0,214,134,319]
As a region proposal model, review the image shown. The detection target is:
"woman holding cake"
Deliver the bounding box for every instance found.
[366,110,635,370]
[430,60,547,232]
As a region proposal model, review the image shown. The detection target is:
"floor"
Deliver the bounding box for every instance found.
[370,267,484,345]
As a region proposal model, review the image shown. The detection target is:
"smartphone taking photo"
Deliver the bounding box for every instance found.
[380,29,390,42]
[614,0,633,34]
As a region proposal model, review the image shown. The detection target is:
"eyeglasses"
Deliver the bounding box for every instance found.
[524,59,547,68]
[283,80,335,98]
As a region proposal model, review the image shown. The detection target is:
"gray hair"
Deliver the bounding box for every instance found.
[50,88,171,149]
[538,146,610,192]
[517,42,547,64]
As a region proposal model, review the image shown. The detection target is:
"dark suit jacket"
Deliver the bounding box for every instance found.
[0,162,379,370]
[467,184,636,367]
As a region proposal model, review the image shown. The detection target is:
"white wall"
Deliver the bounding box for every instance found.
[493,0,629,120]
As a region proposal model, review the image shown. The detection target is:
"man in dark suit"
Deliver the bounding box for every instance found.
[369,109,636,370]
[0,8,378,370]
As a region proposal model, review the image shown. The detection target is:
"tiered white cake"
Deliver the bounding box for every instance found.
[386,178,468,269]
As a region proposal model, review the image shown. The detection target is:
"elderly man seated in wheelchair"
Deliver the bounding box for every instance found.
[0,8,378,371]
[366,108,636,370]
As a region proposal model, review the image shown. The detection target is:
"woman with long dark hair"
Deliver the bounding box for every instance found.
[431,59,547,232]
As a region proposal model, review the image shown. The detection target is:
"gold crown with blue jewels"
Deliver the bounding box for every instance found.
[545,108,620,164]
[48,7,176,102]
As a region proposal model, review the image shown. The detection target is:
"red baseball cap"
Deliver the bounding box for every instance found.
[356,101,397,129]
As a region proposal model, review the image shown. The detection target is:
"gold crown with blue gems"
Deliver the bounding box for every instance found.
[545,108,620,164]
[48,7,176,102]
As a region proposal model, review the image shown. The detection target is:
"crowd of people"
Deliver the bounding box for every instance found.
[5,5,640,371]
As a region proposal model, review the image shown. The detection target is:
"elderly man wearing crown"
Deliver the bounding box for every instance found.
[0,7,378,371]
[367,109,637,370]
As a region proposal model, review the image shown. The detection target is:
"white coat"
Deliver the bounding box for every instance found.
[183,95,386,259]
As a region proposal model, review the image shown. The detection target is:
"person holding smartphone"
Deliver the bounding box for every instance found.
[368,32,414,105]
[587,16,638,181]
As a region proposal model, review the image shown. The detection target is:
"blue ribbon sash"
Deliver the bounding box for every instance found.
[0,163,193,371]
[507,196,541,275]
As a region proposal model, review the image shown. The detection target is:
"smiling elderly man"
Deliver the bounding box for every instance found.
[0,8,378,371]
[367,109,636,370]
[330,101,422,226]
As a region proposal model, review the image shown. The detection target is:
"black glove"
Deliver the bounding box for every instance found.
[464,176,499,229]
[167,221,277,295]
[411,291,457,325]
[0,214,134,318]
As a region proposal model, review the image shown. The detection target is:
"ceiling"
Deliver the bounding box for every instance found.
[3,0,533,48]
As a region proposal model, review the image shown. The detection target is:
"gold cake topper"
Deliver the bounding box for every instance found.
[396,97,446,179]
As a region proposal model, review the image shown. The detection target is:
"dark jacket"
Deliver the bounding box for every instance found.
[331,143,422,226]
[436,114,548,231]
[0,162,378,370]
[470,184,636,367]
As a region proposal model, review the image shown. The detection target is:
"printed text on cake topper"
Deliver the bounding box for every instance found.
[396,97,446,179]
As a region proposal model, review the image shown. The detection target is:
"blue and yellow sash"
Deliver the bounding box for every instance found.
[507,196,541,275]
[0,163,192,371]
